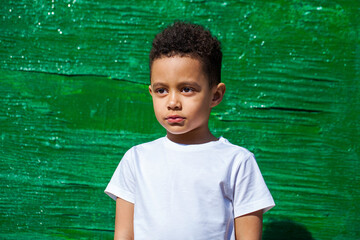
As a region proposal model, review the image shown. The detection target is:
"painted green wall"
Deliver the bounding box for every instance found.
[1,0,359,239]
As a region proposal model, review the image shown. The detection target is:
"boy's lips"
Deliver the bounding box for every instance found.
[165,115,185,123]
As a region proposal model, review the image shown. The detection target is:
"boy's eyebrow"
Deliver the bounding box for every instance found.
[152,81,202,89]
[178,81,202,89]
[151,82,167,89]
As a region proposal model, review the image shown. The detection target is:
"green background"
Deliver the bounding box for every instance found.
[1,0,359,239]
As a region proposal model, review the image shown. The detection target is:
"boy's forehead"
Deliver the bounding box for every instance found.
[150,56,208,83]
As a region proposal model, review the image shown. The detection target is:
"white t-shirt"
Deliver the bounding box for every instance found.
[105,136,275,240]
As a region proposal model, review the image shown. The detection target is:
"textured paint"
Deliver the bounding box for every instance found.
[0,1,359,239]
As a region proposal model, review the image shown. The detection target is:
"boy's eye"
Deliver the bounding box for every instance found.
[155,88,168,94]
[182,87,194,93]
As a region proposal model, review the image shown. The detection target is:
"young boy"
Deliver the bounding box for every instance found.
[105,21,275,240]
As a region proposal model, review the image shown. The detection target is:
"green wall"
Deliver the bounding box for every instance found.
[1,0,359,239]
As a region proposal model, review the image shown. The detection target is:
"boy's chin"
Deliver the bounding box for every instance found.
[165,129,189,136]
[164,126,196,137]
[161,123,186,134]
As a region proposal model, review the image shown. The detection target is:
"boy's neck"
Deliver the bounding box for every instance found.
[166,128,218,145]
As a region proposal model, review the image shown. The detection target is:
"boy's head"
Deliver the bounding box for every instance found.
[148,21,226,144]
[149,21,222,87]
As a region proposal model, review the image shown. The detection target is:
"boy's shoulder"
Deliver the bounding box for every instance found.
[219,137,252,152]
[218,137,254,159]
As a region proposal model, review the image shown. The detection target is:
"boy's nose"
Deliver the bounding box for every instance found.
[167,93,181,110]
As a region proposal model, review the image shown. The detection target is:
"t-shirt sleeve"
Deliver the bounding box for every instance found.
[104,148,135,203]
[233,153,275,218]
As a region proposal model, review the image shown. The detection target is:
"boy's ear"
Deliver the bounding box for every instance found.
[149,85,153,95]
[211,83,226,107]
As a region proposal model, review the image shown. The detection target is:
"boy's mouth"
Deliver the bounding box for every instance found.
[166,115,185,123]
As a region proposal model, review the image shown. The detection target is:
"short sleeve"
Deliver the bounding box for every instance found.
[233,153,275,218]
[104,148,135,203]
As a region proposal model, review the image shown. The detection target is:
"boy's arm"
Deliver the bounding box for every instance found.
[234,210,263,240]
[114,197,134,240]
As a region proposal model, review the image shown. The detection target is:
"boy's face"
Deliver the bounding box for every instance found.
[149,56,224,143]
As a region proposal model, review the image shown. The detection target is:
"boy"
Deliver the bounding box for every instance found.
[105,21,275,240]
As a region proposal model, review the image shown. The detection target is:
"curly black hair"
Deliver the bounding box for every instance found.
[149,21,222,87]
